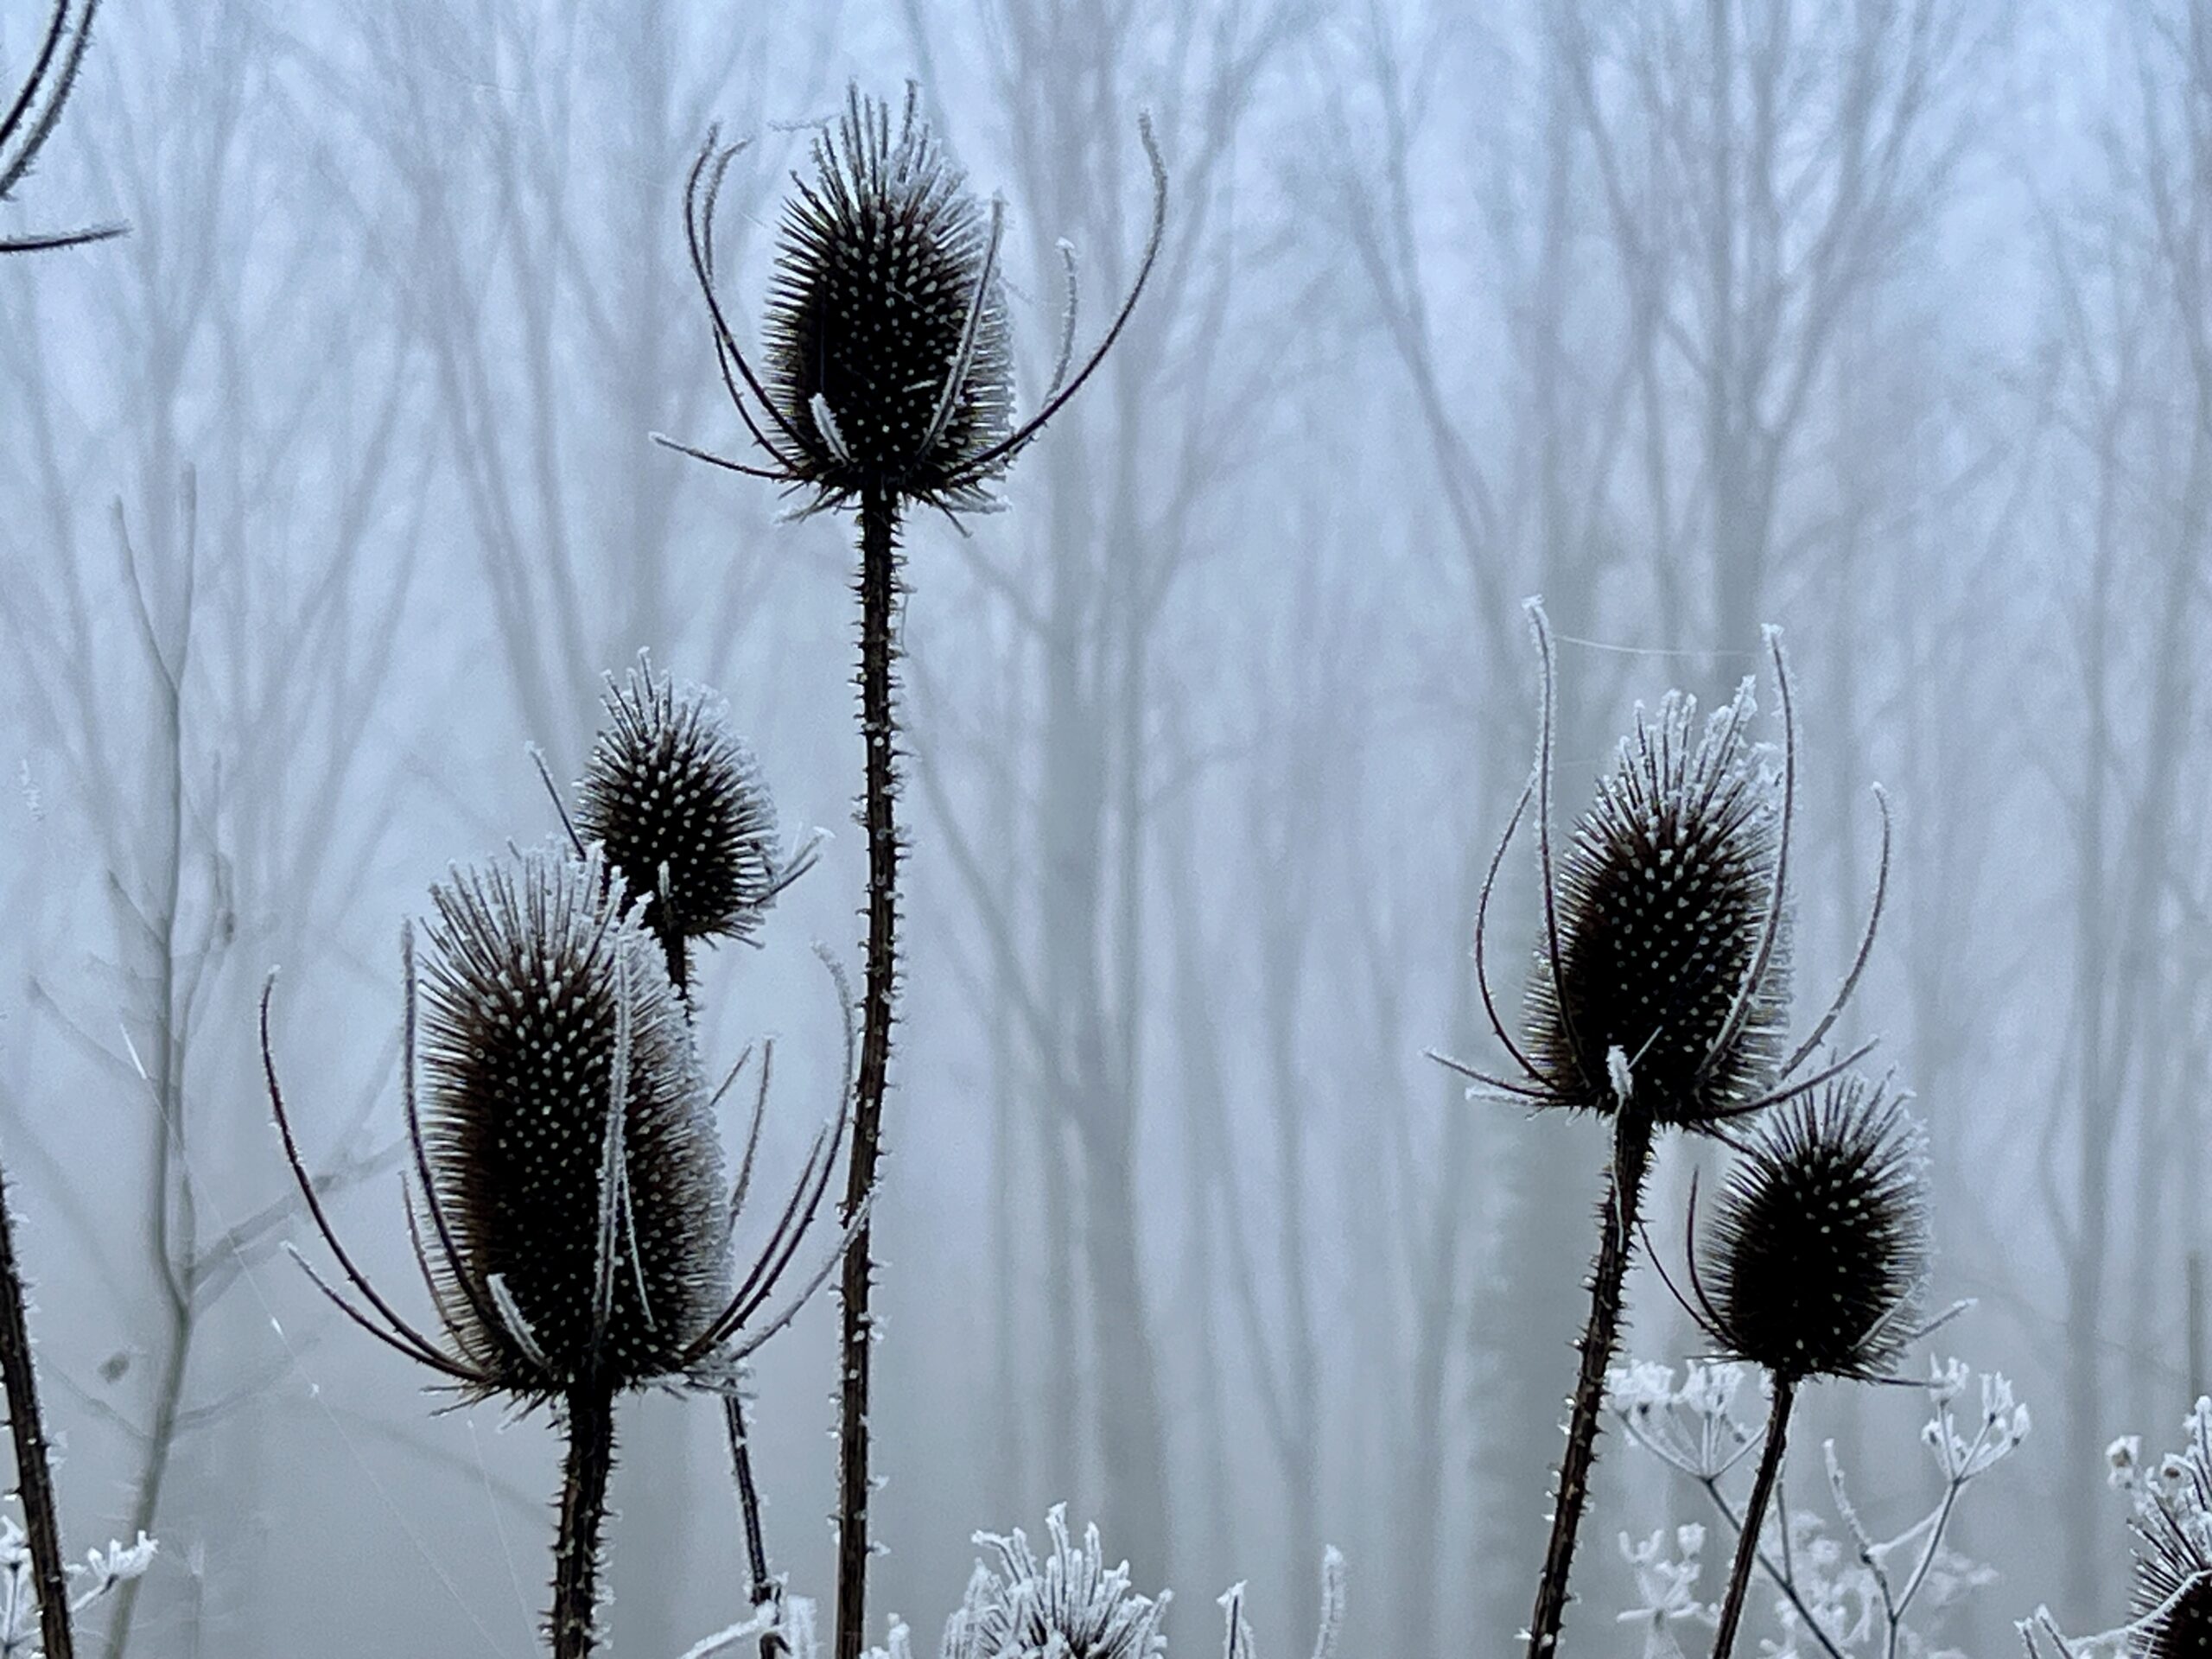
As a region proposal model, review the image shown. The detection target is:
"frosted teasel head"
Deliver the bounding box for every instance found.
[1437,601,1891,1132]
[410,851,726,1394]
[1670,1076,1930,1385]
[2123,1400,2212,1657]
[659,83,1167,519]
[261,846,861,1405]
[2131,1539,2212,1659]
[944,1507,1167,1659]
[568,653,803,953]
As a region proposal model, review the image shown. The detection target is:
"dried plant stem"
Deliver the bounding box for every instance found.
[658,918,783,1659]
[1525,1104,1656,1657]
[0,1158,73,1659]
[657,919,781,1656]
[1711,1378,1795,1659]
[725,1394,785,1659]
[551,1383,618,1659]
[834,489,901,1659]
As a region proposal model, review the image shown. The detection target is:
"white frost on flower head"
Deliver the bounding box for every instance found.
[0,1514,156,1658]
[945,1507,1166,1659]
[1924,1353,1970,1406]
[1605,1359,1754,1481]
[2108,1434,2145,1491]
[1615,1529,1710,1659]
[1920,1363,2030,1482]
[72,1531,156,1599]
[1679,1362,1746,1420]
[1605,1360,1678,1416]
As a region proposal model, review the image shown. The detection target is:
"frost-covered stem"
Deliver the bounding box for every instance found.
[1885,1465,1973,1659]
[551,1383,617,1659]
[0,1158,73,1659]
[725,1394,785,1659]
[1525,1103,1656,1657]
[1711,1377,1794,1659]
[834,489,901,1659]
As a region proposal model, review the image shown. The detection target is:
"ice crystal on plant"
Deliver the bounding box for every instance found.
[0,1514,155,1658]
[1617,1527,1712,1658]
[947,1507,1166,1659]
[1613,1354,2023,1655]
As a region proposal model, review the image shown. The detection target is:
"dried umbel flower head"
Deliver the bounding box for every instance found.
[662,81,1166,518]
[1445,604,1888,1131]
[944,1507,1167,1659]
[1686,1077,1929,1384]
[411,851,728,1395]
[263,847,858,1406]
[574,654,784,952]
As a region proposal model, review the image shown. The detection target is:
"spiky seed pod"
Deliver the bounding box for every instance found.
[944,1508,1167,1659]
[573,655,782,953]
[1525,681,1790,1126]
[1695,1078,1927,1384]
[759,85,1012,512]
[2132,1491,2212,1656]
[416,849,729,1399]
[2101,1403,2212,1656]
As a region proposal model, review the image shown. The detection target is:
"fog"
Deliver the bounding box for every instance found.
[0,0,2202,1654]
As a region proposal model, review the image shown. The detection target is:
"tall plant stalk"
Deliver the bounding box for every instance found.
[551,1384,618,1659]
[1710,1381,1794,1659]
[0,1159,74,1659]
[835,490,902,1659]
[1525,1107,1654,1655]
[664,86,1163,1659]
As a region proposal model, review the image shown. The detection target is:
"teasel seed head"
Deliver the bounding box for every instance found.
[1689,1077,1928,1384]
[416,849,730,1399]
[2127,1411,2212,1659]
[760,83,1012,512]
[2133,1519,2212,1657]
[574,654,783,950]
[1525,677,1791,1125]
[664,82,1166,518]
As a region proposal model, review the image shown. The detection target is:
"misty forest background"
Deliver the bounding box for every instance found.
[0,0,2203,1653]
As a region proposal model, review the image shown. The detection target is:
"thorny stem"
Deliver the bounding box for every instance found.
[550,1382,617,1659]
[1525,1103,1656,1657]
[0,1158,73,1659]
[725,1394,785,1659]
[835,488,901,1659]
[1711,1377,1796,1659]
